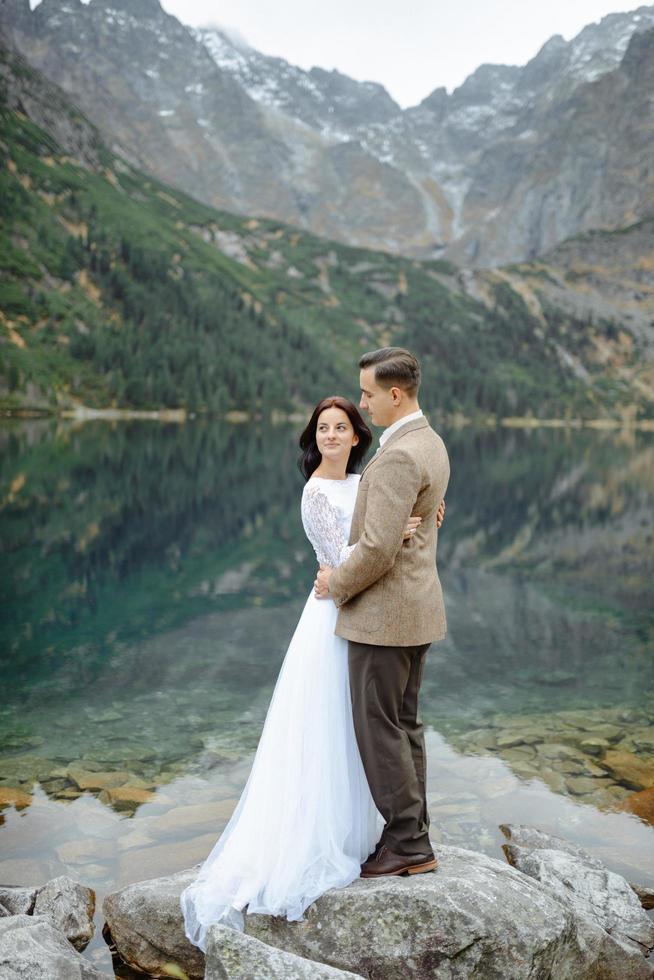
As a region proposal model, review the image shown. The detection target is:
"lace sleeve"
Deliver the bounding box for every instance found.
[301,484,356,568]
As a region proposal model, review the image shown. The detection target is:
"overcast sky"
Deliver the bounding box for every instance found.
[162,0,646,105]
[32,0,647,107]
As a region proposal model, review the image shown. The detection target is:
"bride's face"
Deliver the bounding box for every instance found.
[315,407,359,465]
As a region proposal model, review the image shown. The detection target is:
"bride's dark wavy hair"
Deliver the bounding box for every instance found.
[298,396,372,481]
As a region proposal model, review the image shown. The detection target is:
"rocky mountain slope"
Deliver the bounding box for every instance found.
[2,0,653,265]
[1,33,652,419]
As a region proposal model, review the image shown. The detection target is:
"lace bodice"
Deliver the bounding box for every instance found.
[301,474,360,568]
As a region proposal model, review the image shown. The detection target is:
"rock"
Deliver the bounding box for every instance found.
[116,828,156,851]
[55,838,115,865]
[244,845,643,979]
[103,865,205,980]
[628,728,654,751]
[551,759,588,775]
[41,778,70,793]
[500,746,536,762]
[67,767,136,791]
[539,770,567,794]
[496,730,542,748]
[147,799,237,836]
[0,913,110,978]
[105,848,583,979]
[619,787,654,825]
[54,788,83,800]
[0,885,37,915]
[103,836,654,980]
[536,742,582,761]
[499,825,599,861]
[599,750,654,790]
[63,759,106,773]
[459,729,497,750]
[629,883,654,910]
[97,785,156,810]
[495,732,527,748]
[500,825,654,958]
[578,724,622,742]
[116,832,218,883]
[508,761,540,780]
[579,737,610,756]
[564,775,608,795]
[0,786,32,808]
[32,875,96,951]
[0,754,53,785]
[205,923,363,979]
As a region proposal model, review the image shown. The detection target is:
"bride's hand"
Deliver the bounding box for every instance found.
[436,498,445,529]
[403,515,422,540]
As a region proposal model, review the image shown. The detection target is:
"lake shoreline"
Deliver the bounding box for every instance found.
[2,405,654,431]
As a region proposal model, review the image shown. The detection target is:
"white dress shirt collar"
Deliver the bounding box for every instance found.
[378,408,424,448]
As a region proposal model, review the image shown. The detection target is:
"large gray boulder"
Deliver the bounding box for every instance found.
[31,876,96,951]
[102,864,205,979]
[500,824,654,958]
[0,885,37,916]
[205,923,364,979]
[103,843,654,979]
[0,913,110,979]
[245,844,652,979]
[0,876,95,951]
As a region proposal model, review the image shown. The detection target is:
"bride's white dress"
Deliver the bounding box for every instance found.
[180,472,384,949]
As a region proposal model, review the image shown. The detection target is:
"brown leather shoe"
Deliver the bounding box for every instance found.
[360,844,437,878]
[362,840,384,866]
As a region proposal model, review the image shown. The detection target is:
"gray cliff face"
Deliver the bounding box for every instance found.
[1,0,653,264]
[446,25,654,266]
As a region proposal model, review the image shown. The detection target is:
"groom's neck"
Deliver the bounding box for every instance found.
[382,402,420,428]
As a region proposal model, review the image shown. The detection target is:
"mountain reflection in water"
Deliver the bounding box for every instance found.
[1,418,653,966]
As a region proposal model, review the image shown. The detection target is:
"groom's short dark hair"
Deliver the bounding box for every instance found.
[359,347,421,398]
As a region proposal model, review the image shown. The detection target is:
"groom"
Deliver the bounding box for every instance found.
[314,347,450,877]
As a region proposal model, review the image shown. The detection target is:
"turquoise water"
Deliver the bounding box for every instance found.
[1,418,653,975]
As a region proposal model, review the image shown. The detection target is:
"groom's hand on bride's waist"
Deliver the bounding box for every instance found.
[314,565,333,599]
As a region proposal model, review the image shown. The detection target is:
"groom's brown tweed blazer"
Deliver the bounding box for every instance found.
[328,416,450,646]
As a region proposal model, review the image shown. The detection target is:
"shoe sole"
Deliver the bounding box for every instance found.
[360,859,437,878]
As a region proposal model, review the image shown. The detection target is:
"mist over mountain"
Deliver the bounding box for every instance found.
[2,0,653,266]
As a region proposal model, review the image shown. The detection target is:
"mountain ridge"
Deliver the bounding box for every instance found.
[2,0,653,264]
[1,31,652,421]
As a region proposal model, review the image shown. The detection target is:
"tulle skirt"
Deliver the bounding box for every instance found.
[180,589,384,950]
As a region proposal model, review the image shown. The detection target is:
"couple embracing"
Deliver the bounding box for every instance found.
[181,346,450,949]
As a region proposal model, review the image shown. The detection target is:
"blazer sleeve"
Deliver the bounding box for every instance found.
[327,447,421,605]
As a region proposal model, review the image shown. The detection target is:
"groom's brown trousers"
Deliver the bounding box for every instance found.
[348,639,432,857]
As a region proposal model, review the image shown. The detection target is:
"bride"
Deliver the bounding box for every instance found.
[180,395,425,949]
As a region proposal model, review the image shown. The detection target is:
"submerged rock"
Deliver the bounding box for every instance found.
[620,787,654,826]
[599,750,654,790]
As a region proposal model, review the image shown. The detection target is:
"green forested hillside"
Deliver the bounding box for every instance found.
[1,38,652,420]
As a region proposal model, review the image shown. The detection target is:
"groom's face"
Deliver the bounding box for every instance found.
[359,367,397,428]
